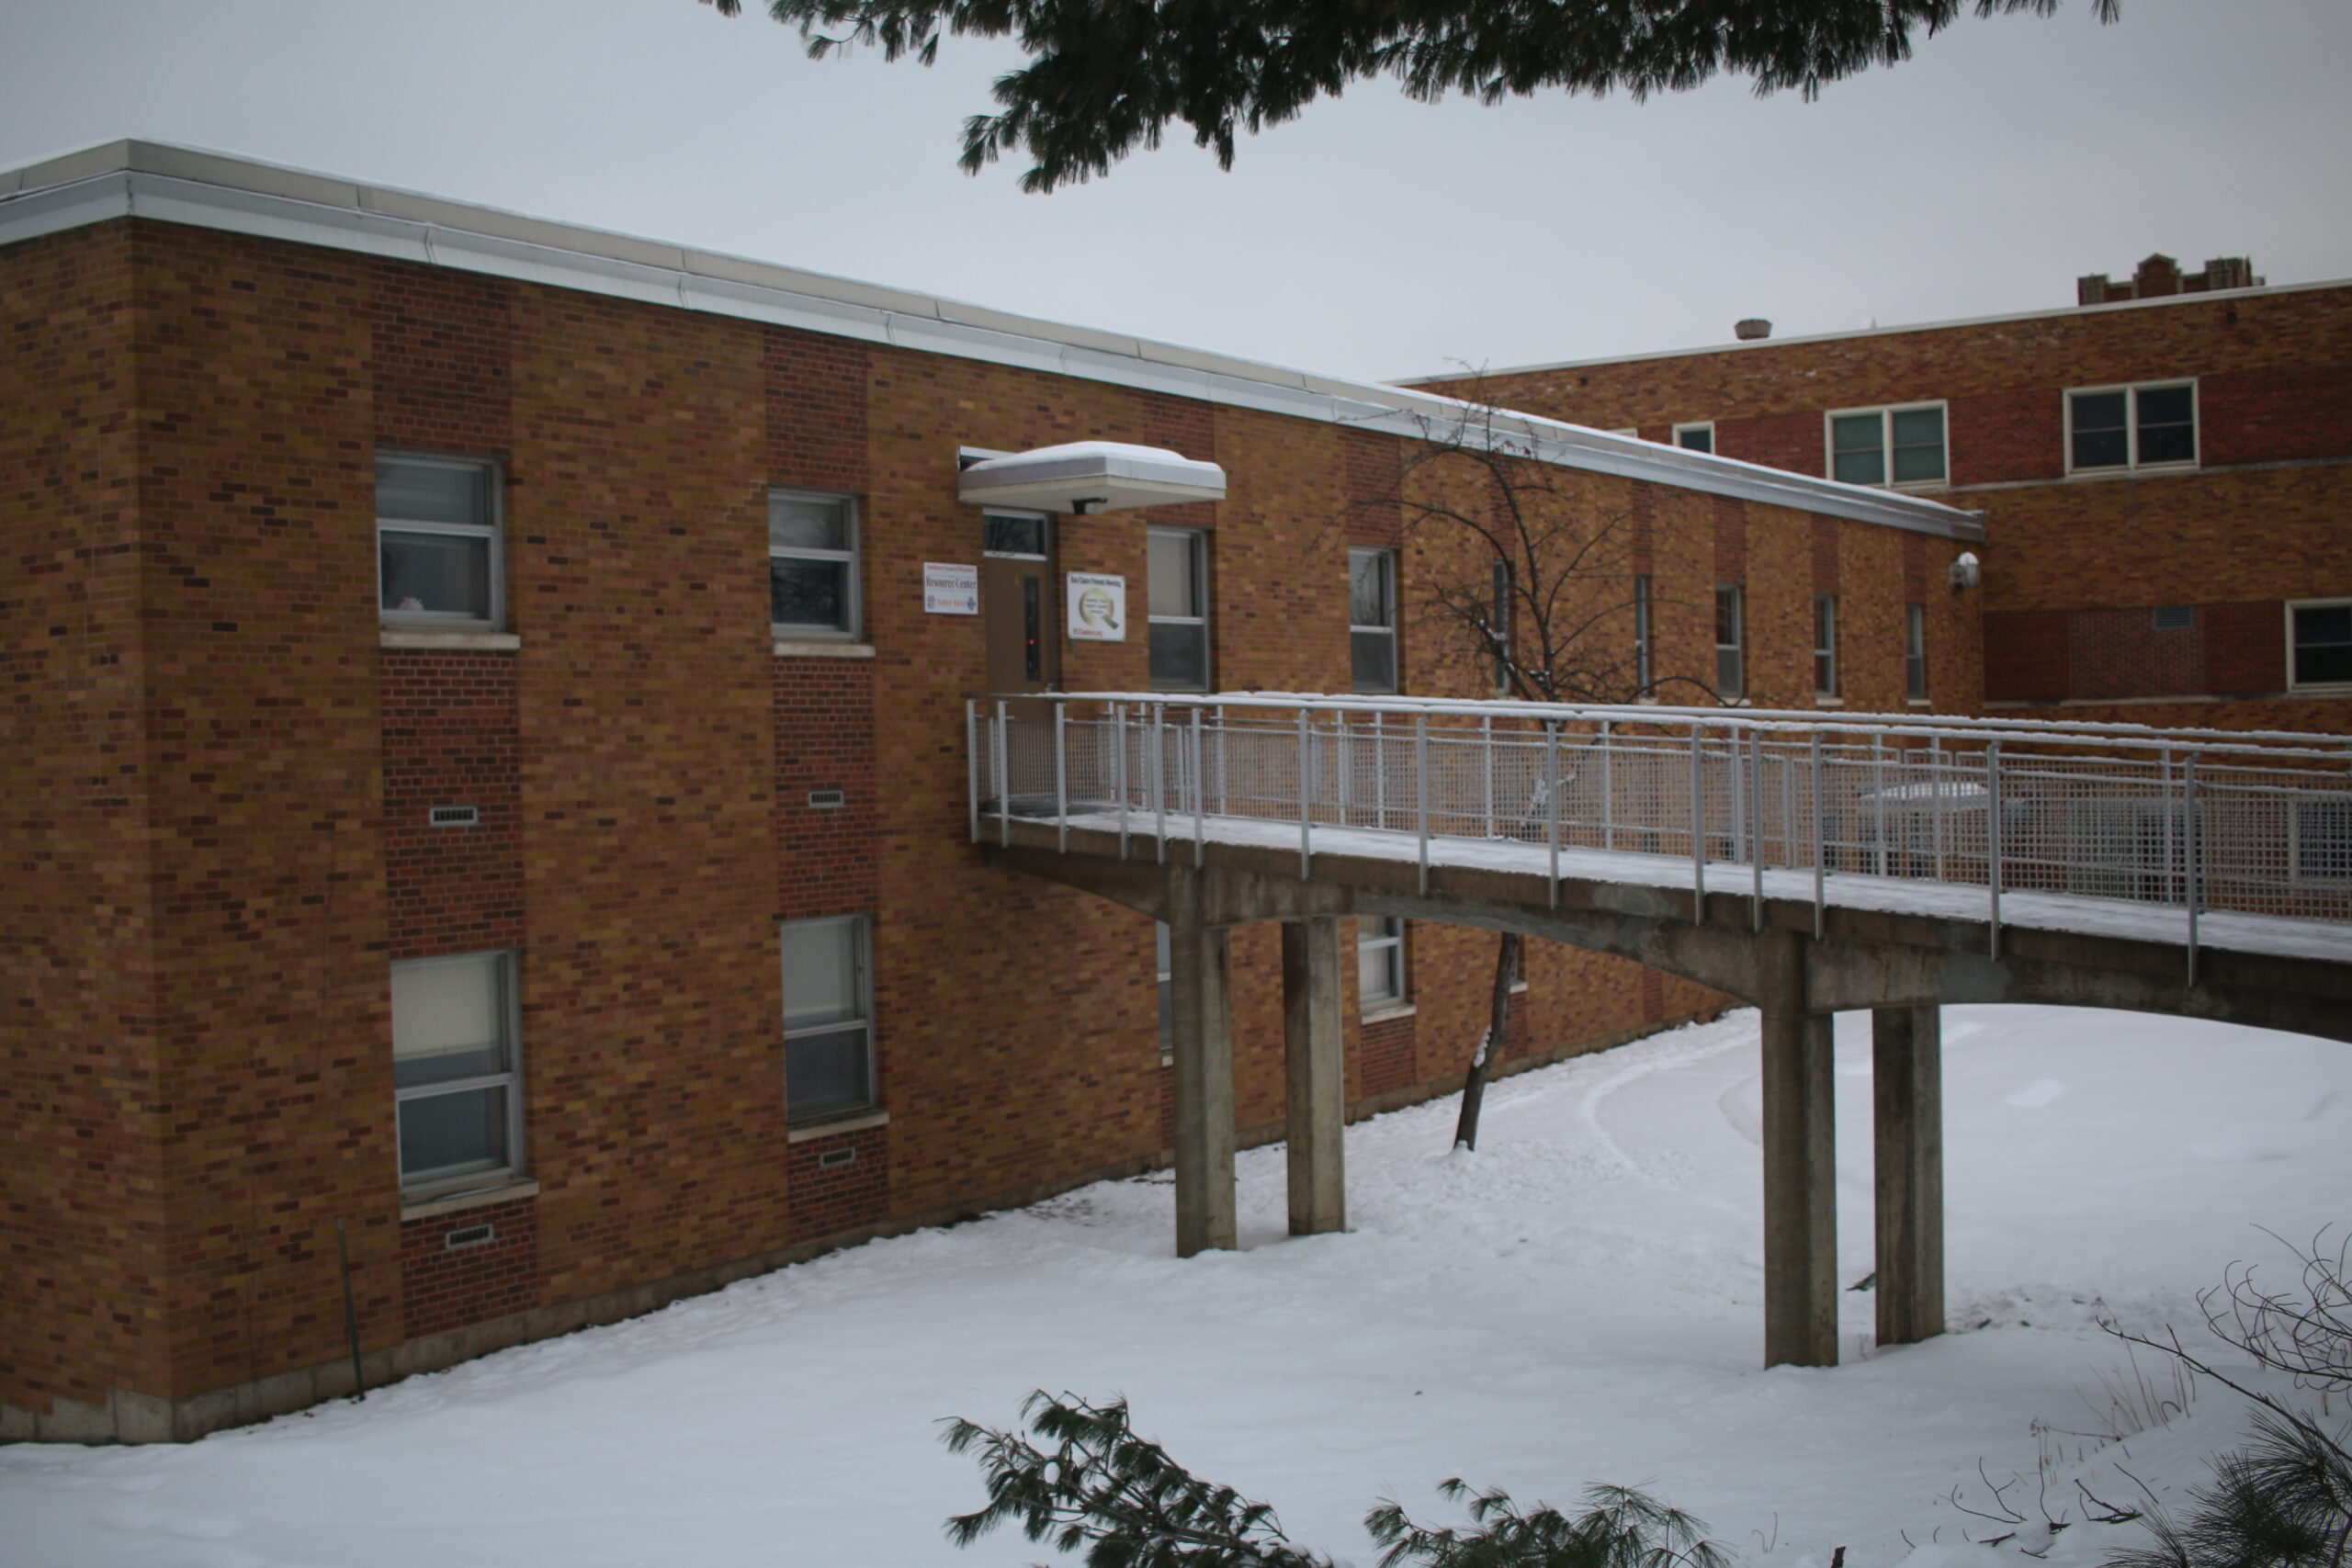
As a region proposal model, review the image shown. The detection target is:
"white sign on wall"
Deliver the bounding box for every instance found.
[923,561,979,615]
[1066,573,1126,642]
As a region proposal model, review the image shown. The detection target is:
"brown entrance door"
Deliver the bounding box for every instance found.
[981,512,1058,694]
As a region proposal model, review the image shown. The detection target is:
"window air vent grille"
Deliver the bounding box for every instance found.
[817,1146,858,1169]
[429,805,481,828]
[444,1222,496,1250]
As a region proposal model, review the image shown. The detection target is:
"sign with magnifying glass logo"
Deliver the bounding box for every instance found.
[1066,572,1126,642]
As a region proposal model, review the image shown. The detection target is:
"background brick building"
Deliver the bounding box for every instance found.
[2,143,1982,1441]
[1411,262,2352,736]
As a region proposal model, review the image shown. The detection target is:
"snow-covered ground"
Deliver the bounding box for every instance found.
[7,1003,2349,1568]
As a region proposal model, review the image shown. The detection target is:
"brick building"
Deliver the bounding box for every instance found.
[0,143,1984,1441]
[1409,259,2352,735]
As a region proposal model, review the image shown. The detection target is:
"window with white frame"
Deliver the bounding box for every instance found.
[1490,558,1514,698]
[1349,547,1398,694]
[1827,403,1947,488]
[1632,574,1654,695]
[379,453,503,628]
[1905,603,1929,701]
[769,489,861,639]
[1673,423,1714,455]
[781,915,876,1124]
[390,951,523,1192]
[1155,922,1173,1057]
[2067,381,2197,472]
[1358,917,1407,1010]
[2289,599,2352,691]
[1813,593,1839,699]
[1148,526,1210,691]
[1713,584,1745,701]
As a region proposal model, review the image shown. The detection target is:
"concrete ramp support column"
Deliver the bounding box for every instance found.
[1281,918,1347,1236]
[1168,867,1238,1256]
[1872,1004,1945,1346]
[1759,929,1838,1367]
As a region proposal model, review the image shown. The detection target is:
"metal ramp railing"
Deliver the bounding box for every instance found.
[969,693,2352,983]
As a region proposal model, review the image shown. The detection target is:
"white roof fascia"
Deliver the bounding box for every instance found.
[0,139,1982,543]
[1405,275,2352,386]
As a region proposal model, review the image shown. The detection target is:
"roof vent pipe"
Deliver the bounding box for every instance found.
[1735,318,1772,341]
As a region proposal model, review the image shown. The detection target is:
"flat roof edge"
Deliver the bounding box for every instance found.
[0,139,1978,540]
[1396,274,2352,387]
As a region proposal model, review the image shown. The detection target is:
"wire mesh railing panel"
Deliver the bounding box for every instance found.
[971,696,2352,940]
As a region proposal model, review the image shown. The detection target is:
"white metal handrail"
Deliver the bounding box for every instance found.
[969,693,2352,983]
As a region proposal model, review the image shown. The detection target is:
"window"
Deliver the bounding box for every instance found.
[1673,423,1714,455]
[379,453,502,628]
[1358,917,1407,1010]
[770,489,861,639]
[2289,600,2352,690]
[1827,404,1946,488]
[390,952,523,1193]
[1713,584,1745,701]
[1349,547,1398,694]
[1148,526,1210,691]
[1155,922,1173,1057]
[1813,594,1838,699]
[781,916,876,1124]
[1632,574,1653,694]
[1490,558,1514,698]
[982,511,1048,558]
[2067,381,2197,472]
[1905,603,1928,701]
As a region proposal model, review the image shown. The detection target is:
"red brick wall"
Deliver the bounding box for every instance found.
[371,261,512,454]
[401,1197,540,1341]
[786,1122,890,1240]
[1987,600,2310,705]
[1356,1014,1416,1098]
[775,660,880,920]
[1431,285,2352,728]
[380,652,525,958]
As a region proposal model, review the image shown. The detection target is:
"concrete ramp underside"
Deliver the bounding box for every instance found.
[982,809,2352,1371]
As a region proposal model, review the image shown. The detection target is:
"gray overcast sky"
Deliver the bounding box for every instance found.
[5,0,2346,385]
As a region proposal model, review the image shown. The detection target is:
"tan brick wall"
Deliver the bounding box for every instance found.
[127,222,400,1404]
[0,223,168,1417]
[6,216,1967,1427]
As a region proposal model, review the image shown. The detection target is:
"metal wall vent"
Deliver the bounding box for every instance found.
[808,790,846,810]
[429,805,481,828]
[444,1222,497,1250]
[817,1146,858,1169]
[2152,605,2195,631]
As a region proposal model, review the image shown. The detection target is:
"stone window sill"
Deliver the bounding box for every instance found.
[786,1108,889,1143]
[401,1178,538,1222]
[773,639,876,660]
[1359,1002,1417,1025]
[381,628,522,652]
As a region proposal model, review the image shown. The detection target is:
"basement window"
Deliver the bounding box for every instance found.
[782,915,876,1125]
[391,951,525,1194]
[1358,917,1407,1010]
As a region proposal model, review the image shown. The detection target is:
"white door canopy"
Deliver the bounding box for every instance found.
[956,441,1227,515]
